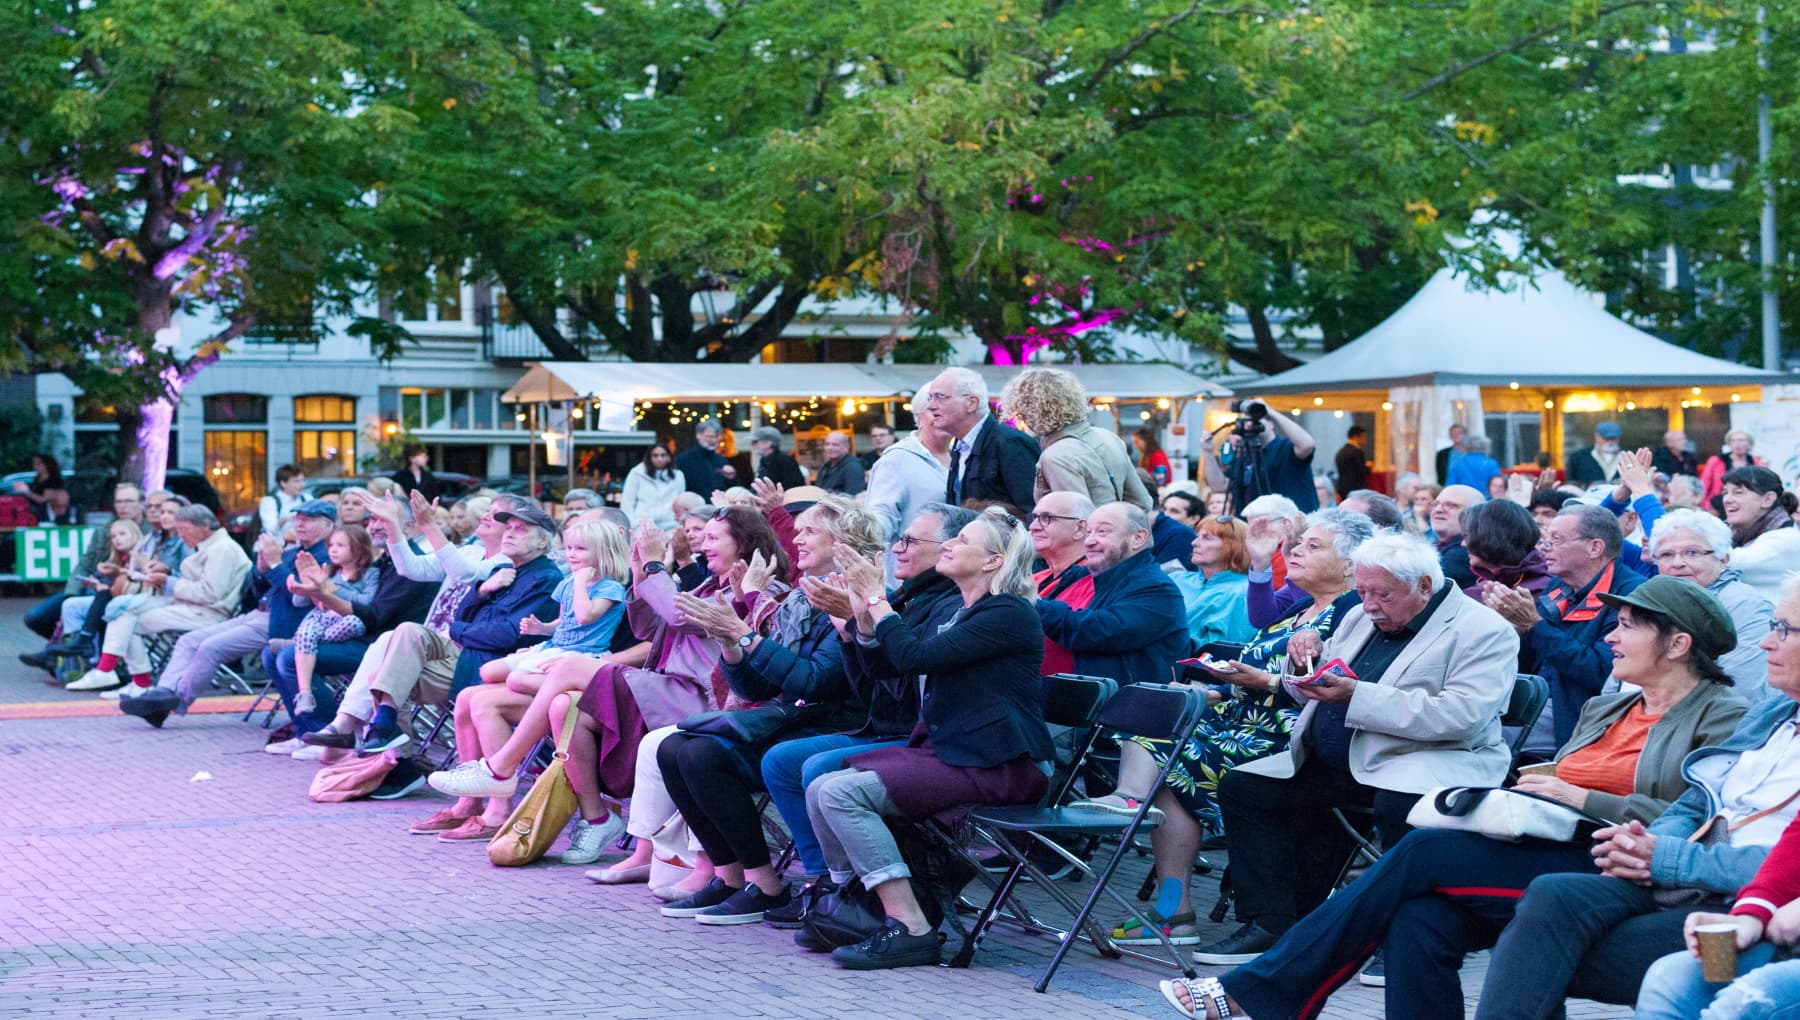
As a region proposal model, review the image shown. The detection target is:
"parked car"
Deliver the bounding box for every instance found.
[67,468,223,516]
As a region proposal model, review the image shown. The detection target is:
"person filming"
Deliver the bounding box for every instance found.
[1222,399,1319,514]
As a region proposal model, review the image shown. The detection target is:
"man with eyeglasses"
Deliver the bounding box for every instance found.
[1484,503,1644,750]
[21,484,147,656]
[1028,491,1098,676]
[1036,501,1188,689]
[921,367,1037,515]
[1428,483,1484,590]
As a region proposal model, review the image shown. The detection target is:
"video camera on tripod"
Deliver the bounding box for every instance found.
[1229,399,1270,440]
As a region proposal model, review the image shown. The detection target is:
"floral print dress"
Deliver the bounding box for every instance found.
[1131,589,1360,835]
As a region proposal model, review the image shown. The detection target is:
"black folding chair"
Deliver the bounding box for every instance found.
[959,681,1207,992]
[930,673,1120,962]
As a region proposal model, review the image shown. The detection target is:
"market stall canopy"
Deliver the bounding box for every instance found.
[1234,267,1786,396]
[503,360,1229,406]
[865,363,1228,401]
[502,362,906,405]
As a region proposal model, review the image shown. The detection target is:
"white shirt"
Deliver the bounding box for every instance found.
[1714,717,1800,847]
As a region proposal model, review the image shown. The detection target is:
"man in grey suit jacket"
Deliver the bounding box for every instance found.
[1194,531,1518,965]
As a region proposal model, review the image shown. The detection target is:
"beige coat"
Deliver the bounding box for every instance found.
[1034,421,1153,509]
[1237,586,1518,793]
[170,528,253,617]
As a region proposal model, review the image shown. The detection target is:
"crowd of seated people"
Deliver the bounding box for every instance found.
[20,414,1800,1008]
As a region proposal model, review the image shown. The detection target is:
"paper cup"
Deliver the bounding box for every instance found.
[1517,762,1559,778]
[1695,923,1739,983]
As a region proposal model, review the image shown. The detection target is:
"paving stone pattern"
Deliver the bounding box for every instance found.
[0,598,1631,1019]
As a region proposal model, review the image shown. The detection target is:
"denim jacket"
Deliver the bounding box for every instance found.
[1648,696,1800,895]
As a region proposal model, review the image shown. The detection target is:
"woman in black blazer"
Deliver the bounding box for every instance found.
[802,506,1053,970]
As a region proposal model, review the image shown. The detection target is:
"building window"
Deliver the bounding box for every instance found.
[202,394,269,425]
[294,394,357,480]
[381,387,511,431]
[205,431,266,513]
[394,264,468,324]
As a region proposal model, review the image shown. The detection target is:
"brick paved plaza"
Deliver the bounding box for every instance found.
[0,598,1631,1020]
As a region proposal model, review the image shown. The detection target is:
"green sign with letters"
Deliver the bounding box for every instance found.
[13,526,93,582]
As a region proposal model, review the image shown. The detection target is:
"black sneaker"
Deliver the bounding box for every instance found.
[358,721,411,754]
[1192,920,1282,965]
[370,759,429,800]
[695,884,793,926]
[793,925,834,953]
[1358,948,1386,987]
[120,687,179,728]
[18,650,53,672]
[659,878,740,918]
[301,727,357,749]
[765,878,836,929]
[831,918,945,970]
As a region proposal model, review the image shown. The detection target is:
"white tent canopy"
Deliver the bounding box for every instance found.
[502,361,1228,406]
[1235,267,1784,395]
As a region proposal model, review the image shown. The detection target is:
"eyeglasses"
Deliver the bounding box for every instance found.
[1027,512,1083,527]
[1771,619,1798,642]
[1653,548,1718,563]
[894,534,943,551]
[1537,534,1596,549]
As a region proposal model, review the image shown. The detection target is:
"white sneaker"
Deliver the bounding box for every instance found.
[97,684,149,700]
[427,758,518,799]
[66,668,124,692]
[264,737,304,755]
[291,744,326,761]
[559,813,628,865]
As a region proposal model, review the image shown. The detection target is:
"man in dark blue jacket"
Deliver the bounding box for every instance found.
[120,499,336,727]
[1036,501,1189,687]
[1484,503,1643,749]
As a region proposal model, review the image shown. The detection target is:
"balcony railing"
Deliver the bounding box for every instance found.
[478,305,624,362]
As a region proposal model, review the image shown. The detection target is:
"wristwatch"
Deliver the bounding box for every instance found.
[642,561,667,575]
[866,595,886,608]
[736,632,756,650]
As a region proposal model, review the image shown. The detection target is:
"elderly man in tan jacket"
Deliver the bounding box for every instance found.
[68,504,252,696]
[1192,530,1519,966]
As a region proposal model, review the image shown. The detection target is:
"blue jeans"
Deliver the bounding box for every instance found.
[1637,944,1796,1020]
[265,640,368,732]
[1474,873,1728,1019]
[760,733,904,876]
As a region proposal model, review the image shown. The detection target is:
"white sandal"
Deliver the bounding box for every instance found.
[1159,976,1249,1020]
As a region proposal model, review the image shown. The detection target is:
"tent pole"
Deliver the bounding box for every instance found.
[528,404,538,504]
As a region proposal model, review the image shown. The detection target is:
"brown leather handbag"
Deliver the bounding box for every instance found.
[488,699,581,867]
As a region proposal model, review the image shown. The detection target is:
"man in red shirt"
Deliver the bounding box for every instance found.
[1029,490,1095,675]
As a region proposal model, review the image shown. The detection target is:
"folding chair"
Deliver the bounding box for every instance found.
[959,681,1207,992]
[929,673,1116,965]
[412,697,459,769]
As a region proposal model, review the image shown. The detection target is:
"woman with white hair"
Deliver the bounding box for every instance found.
[1647,507,1774,699]
[999,367,1151,510]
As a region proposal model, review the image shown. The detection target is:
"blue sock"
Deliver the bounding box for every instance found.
[1153,877,1186,918]
[371,704,397,730]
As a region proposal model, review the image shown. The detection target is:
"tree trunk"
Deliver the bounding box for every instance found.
[123,286,177,491]
[1229,303,1301,375]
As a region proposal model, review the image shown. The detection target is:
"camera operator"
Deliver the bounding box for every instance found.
[1222,399,1319,514]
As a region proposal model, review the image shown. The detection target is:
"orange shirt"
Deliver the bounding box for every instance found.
[1555,702,1659,798]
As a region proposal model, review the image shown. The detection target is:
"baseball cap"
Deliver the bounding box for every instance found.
[1597,575,1736,659]
[1595,422,1622,440]
[494,503,557,535]
[293,498,338,520]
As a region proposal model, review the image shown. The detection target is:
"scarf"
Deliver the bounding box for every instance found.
[1731,504,1794,548]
